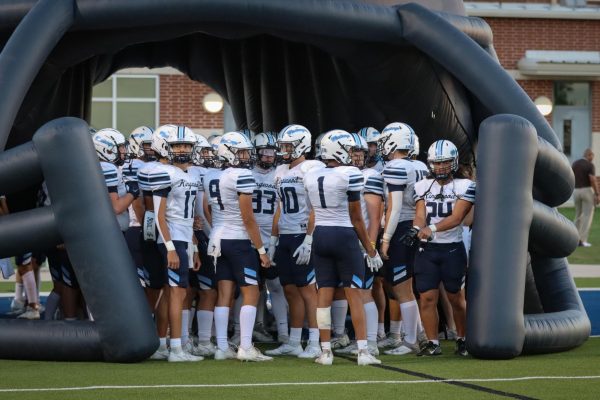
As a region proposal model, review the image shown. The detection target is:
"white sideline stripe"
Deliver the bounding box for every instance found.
[1,375,600,392]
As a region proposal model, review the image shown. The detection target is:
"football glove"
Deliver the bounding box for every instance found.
[400,227,420,248]
[267,235,278,265]
[125,181,140,199]
[366,250,383,273]
[293,234,312,265]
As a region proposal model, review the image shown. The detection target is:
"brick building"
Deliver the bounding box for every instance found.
[92,0,600,165]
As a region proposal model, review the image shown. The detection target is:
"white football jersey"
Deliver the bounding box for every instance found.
[275,160,324,234]
[382,158,428,223]
[361,168,384,229]
[123,158,145,227]
[372,159,385,173]
[137,160,162,193]
[101,161,129,231]
[414,178,476,243]
[305,166,363,228]
[142,164,202,243]
[251,166,278,244]
[204,167,257,240]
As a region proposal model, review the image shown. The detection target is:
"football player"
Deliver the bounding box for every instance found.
[187,133,219,357]
[204,131,272,362]
[413,140,475,357]
[144,125,203,362]
[377,122,428,356]
[335,134,385,356]
[251,132,288,343]
[358,127,384,172]
[305,130,383,366]
[265,124,323,358]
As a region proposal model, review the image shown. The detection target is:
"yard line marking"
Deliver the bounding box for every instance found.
[1,376,600,393]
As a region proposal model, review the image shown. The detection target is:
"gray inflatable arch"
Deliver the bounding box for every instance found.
[0,0,590,361]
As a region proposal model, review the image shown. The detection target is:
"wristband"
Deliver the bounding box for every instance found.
[428,224,437,233]
[382,233,392,242]
[192,245,199,253]
[257,246,266,255]
[413,226,421,231]
[165,241,176,252]
[370,241,377,248]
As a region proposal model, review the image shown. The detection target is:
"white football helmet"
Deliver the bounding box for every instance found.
[128,126,154,159]
[320,129,357,165]
[193,134,213,167]
[358,127,380,144]
[277,124,312,163]
[313,133,326,160]
[253,132,278,169]
[93,128,127,165]
[427,140,459,180]
[152,124,176,159]
[239,128,255,142]
[167,126,197,164]
[218,131,255,168]
[207,135,223,168]
[378,122,415,157]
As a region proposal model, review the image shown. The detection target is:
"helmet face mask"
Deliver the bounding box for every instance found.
[351,133,368,169]
[427,140,459,180]
[253,132,277,169]
[169,143,194,164]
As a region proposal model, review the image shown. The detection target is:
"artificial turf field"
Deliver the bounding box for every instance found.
[1,338,599,400]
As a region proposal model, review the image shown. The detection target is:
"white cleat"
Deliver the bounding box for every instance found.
[168,349,204,362]
[265,342,304,356]
[335,341,358,354]
[149,346,169,360]
[297,342,321,359]
[377,334,402,349]
[357,349,382,366]
[193,341,217,357]
[183,340,195,354]
[314,349,334,365]
[331,333,351,349]
[17,306,40,320]
[384,342,418,355]
[214,346,238,360]
[367,341,380,356]
[237,346,273,362]
[9,298,26,315]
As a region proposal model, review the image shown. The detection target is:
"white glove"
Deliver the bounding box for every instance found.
[207,237,221,267]
[293,234,313,265]
[366,250,383,273]
[267,236,279,265]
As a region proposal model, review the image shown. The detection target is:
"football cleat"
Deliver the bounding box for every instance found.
[149,346,169,360]
[265,342,304,356]
[10,298,25,314]
[417,341,442,357]
[357,349,382,366]
[297,342,322,358]
[335,342,358,355]
[214,346,238,360]
[455,338,468,357]
[193,341,217,357]
[384,341,418,356]
[331,333,351,349]
[377,334,403,349]
[314,349,334,365]
[168,349,203,362]
[237,346,273,362]
[16,306,40,320]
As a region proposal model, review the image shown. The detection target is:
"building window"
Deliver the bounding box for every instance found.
[554,82,589,107]
[91,75,159,135]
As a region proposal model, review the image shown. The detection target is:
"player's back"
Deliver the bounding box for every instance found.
[305,166,363,228]
[204,167,256,240]
[361,167,384,227]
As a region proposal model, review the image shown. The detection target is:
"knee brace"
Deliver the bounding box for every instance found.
[316,307,332,330]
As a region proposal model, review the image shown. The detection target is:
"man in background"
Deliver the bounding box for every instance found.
[572,148,600,247]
